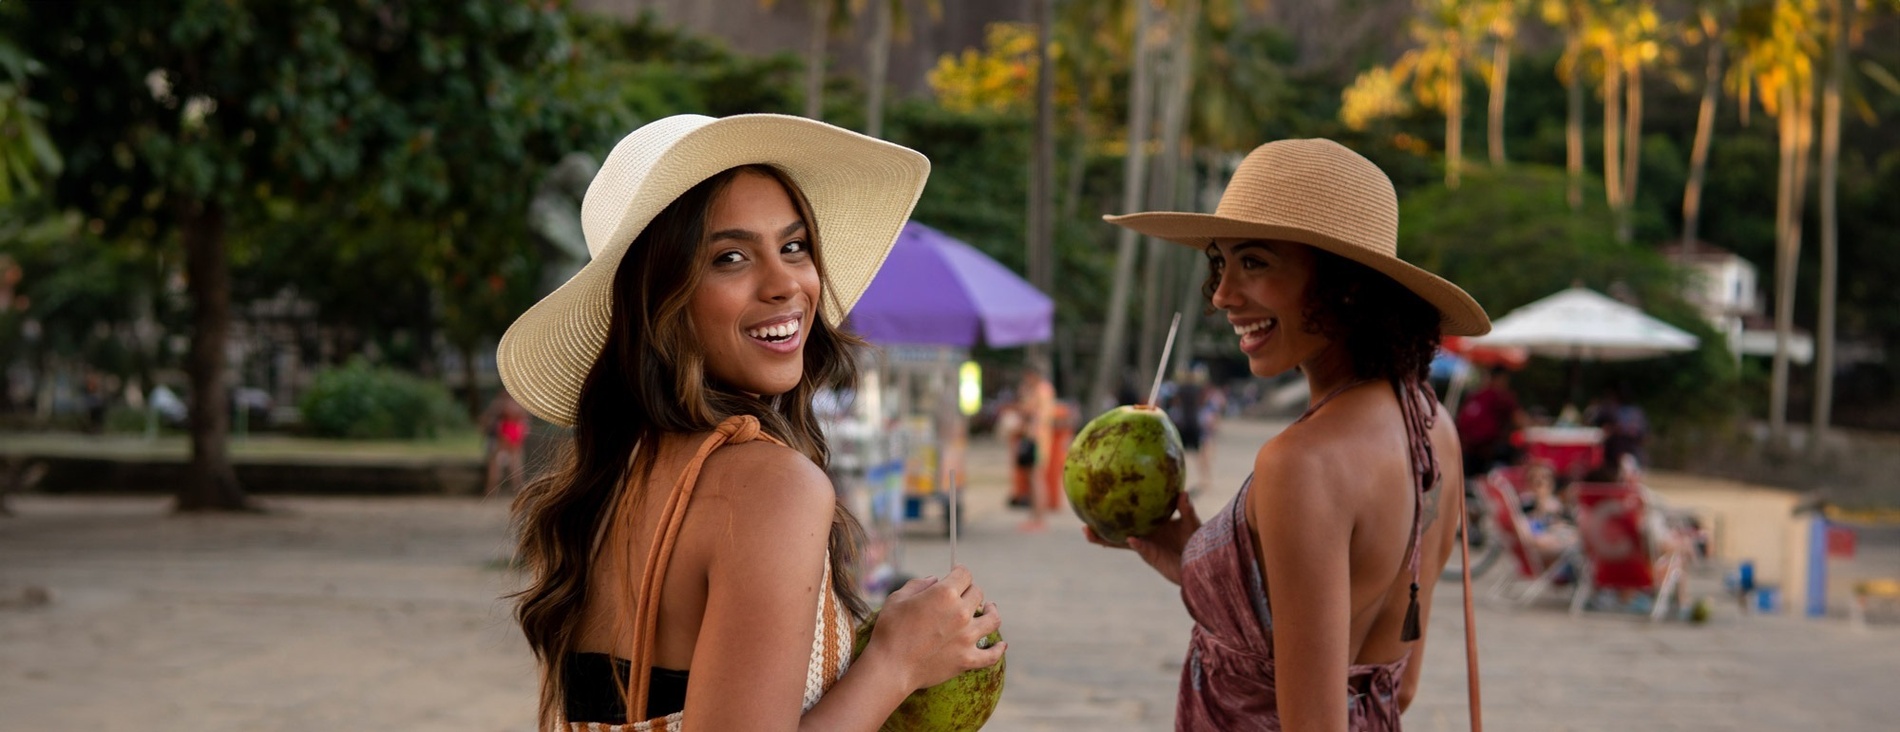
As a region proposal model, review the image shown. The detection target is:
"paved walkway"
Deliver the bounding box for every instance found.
[2,418,1896,731]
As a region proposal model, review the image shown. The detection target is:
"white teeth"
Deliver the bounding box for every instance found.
[746,320,801,340]
[1233,320,1275,336]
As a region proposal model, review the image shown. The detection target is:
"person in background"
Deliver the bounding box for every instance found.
[1164,367,1215,494]
[1455,366,1525,478]
[1014,367,1056,532]
[1586,384,1648,482]
[481,390,532,497]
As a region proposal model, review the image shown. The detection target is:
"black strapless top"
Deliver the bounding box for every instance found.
[563,652,689,723]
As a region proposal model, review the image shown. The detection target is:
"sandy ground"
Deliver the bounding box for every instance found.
[3,417,1897,731]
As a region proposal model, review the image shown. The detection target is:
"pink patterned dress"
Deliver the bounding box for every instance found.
[1175,380,1441,731]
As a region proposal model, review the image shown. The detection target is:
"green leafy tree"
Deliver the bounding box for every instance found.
[15,0,609,510]
[1403,165,1738,431]
[0,38,59,204]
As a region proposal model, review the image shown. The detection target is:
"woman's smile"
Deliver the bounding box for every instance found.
[1233,318,1277,354]
[742,311,804,354]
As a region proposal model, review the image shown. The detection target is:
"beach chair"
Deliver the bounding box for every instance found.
[1477,470,1576,605]
[1569,482,1686,622]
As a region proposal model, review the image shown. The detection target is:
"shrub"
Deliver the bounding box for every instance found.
[298,359,470,439]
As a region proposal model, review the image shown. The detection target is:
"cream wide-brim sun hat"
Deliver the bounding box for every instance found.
[1105,138,1490,337]
[497,114,930,426]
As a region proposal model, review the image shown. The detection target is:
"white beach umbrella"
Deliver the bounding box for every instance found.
[1473,287,1699,361]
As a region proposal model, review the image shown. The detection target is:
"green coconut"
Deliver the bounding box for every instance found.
[851,609,1006,731]
[1062,404,1186,543]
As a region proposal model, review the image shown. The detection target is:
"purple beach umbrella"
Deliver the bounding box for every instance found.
[848,222,1053,348]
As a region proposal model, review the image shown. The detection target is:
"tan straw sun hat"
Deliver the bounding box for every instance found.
[1105,138,1490,337]
[497,114,930,426]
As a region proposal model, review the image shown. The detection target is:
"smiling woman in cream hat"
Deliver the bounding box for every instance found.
[1083,139,1489,731]
[504,114,1004,731]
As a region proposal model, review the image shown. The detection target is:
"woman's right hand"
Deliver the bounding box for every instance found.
[866,565,1006,691]
[1082,492,1202,585]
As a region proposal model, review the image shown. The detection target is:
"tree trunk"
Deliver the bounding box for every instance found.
[1488,34,1511,166]
[865,0,893,138]
[1138,0,1198,386]
[1768,84,1804,445]
[1061,80,1092,224]
[1173,147,1228,379]
[1089,0,1156,415]
[1617,60,1643,244]
[1682,17,1723,249]
[803,0,832,120]
[1812,0,1848,451]
[1172,249,1204,378]
[1445,53,1464,189]
[177,199,249,512]
[1601,55,1624,236]
[1565,37,1585,210]
[1027,0,1057,373]
[1784,83,1815,441]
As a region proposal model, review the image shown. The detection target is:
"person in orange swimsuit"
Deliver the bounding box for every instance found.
[1086,139,1491,730]
[497,115,1003,731]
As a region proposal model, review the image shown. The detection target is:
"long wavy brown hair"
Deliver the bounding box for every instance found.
[510,164,870,726]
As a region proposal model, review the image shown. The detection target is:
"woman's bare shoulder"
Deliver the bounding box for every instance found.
[692,440,835,538]
[1250,428,1346,510]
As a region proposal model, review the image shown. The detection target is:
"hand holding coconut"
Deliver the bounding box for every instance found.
[851,565,1007,731]
[858,566,1004,691]
[1067,313,1198,584]
[1083,491,1202,585]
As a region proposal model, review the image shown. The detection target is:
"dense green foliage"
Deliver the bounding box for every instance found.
[3,0,1900,441]
[299,359,468,439]
[1403,164,1743,430]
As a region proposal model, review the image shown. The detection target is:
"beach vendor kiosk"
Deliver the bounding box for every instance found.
[842,222,1054,594]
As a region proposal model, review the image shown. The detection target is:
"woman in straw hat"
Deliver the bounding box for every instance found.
[1086,139,1490,730]
[500,114,1004,731]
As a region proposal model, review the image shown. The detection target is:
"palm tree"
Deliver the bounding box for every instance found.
[1028,0,1057,371]
[1611,4,1662,244]
[1172,0,1277,379]
[1585,2,1661,244]
[861,0,943,138]
[1055,0,1117,224]
[761,0,852,120]
[1138,0,1201,385]
[1477,0,1526,166]
[1734,0,1821,445]
[1812,0,1854,449]
[1398,0,1483,188]
[1541,0,1593,209]
[1090,0,1158,414]
[1681,1,1735,249]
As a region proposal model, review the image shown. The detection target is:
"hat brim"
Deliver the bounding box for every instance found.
[499,115,930,426]
[1104,212,1491,337]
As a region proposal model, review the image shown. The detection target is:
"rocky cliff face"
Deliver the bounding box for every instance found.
[571,0,1428,95]
[573,0,1034,98]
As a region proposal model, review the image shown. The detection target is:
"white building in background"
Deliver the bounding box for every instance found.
[1660,240,1812,364]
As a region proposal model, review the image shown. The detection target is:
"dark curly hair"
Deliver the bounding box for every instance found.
[1203,243,1441,384]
